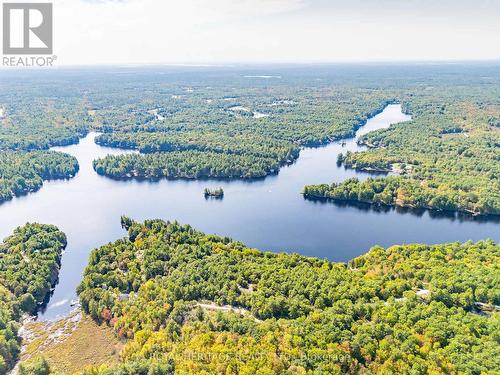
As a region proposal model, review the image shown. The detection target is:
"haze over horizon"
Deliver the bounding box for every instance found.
[5,0,500,66]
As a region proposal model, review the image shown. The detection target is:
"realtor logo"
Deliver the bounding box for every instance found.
[3,3,53,54]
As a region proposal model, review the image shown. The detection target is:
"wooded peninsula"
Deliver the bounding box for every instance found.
[16,218,496,373]
[304,86,500,216]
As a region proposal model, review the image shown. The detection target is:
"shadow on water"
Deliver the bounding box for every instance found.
[304,196,500,224]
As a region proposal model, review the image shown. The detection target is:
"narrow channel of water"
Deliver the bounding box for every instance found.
[0,104,497,320]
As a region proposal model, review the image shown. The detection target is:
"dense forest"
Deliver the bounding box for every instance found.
[93,150,284,179]
[0,151,79,203]
[91,91,392,179]
[0,83,86,203]
[305,86,500,216]
[0,76,89,149]
[2,65,498,214]
[1,64,498,374]
[70,217,499,374]
[0,223,67,372]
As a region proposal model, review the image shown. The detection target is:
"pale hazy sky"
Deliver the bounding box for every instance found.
[49,0,500,65]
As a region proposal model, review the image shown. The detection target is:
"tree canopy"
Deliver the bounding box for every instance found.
[0,223,66,372]
[77,218,499,374]
[305,86,500,216]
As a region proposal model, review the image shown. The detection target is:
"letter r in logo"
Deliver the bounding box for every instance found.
[3,3,53,54]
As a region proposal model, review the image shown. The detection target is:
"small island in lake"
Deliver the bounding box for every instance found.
[204,187,224,199]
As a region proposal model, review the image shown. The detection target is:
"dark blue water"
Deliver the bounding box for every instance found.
[0,104,497,320]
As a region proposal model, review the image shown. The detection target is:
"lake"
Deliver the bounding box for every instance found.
[0,104,498,320]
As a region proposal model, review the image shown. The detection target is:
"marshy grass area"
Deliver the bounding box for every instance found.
[20,310,124,374]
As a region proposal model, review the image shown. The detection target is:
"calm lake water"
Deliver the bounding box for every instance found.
[0,104,498,320]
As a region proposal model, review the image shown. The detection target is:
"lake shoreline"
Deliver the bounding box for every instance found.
[302,193,500,219]
[1,103,497,321]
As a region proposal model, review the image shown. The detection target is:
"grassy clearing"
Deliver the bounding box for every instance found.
[20,309,124,374]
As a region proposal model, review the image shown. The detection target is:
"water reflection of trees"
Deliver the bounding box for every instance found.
[303,195,500,224]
